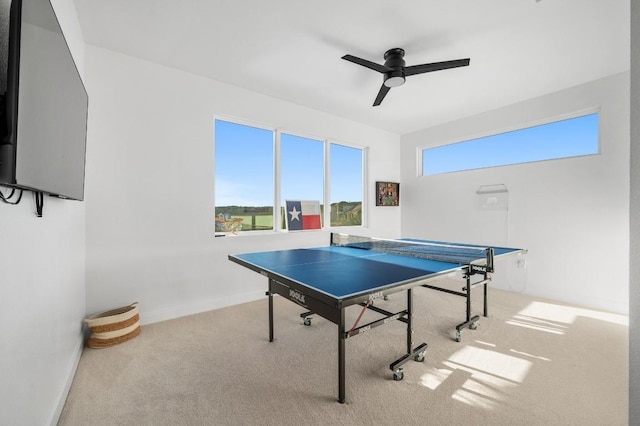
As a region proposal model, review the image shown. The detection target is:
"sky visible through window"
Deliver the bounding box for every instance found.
[330,143,362,204]
[215,120,362,207]
[216,112,596,206]
[215,120,273,206]
[281,133,323,207]
[422,112,599,175]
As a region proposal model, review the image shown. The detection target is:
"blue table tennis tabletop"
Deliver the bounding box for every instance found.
[230,240,522,301]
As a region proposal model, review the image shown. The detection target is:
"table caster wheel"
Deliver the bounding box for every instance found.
[393,369,404,381]
[470,321,478,330]
[455,330,461,342]
[303,317,311,326]
[414,351,426,362]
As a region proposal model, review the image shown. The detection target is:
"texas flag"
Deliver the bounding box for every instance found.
[286,200,321,231]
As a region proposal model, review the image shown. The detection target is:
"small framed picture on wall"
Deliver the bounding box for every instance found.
[376,181,399,206]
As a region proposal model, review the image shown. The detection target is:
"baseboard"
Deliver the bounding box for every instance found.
[49,336,84,426]
[139,290,266,325]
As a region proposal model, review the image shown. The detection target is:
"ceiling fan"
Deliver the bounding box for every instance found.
[341,48,470,106]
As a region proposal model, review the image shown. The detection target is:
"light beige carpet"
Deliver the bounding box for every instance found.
[58,285,628,426]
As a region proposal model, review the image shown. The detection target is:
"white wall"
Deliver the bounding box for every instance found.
[83,46,401,324]
[0,2,86,425]
[401,72,629,315]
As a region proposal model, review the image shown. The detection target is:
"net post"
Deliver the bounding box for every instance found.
[486,247,494,272]
[330,232,342,246]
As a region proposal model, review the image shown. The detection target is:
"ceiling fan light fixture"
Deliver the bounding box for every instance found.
[384,75,405,87]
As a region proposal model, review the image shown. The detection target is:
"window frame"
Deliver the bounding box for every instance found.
[419,108,601,177]
[214,117,276,233]
[276,128,327,231]
[214,115,367,234]
[327,140,368,229]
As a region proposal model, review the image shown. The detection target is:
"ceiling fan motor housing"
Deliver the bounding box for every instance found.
[383,48,406,87]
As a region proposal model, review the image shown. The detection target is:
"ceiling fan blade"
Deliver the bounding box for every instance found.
[373,84,391,106]
[404,58,470,76]
[342,54,393,73]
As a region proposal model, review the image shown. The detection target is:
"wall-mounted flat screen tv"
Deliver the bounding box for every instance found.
[0,0,88,201]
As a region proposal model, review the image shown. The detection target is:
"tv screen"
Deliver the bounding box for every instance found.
[0,0,88,201]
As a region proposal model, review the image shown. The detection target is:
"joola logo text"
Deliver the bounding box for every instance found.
[471,265,490,273]
[289,289,306,304]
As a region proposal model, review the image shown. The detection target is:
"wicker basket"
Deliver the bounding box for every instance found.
[84,302,140,348]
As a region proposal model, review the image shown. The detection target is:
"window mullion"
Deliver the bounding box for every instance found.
[274,129,282,231]
[361,147,369,227]
[324,139,331,229]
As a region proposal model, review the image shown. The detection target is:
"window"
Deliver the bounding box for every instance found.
[422,112,599,176]
[214,118,364,233]
[280,133,324,228]
[330,143,363,227]
[214,120,274,232]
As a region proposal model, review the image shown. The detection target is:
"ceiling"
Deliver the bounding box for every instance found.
[73,0,629,135]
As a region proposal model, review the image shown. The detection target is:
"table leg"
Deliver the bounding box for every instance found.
[407,288,413,353]
[483,276,488,317]
[389,288,427,379]
[454,270,480,342]
[465,272,472,323]
[338,308,346,403]
[268,279,274,342]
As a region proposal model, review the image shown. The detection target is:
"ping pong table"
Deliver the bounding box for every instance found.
[228,233,525,403]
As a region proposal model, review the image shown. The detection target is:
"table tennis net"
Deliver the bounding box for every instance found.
[331,233,491,265]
